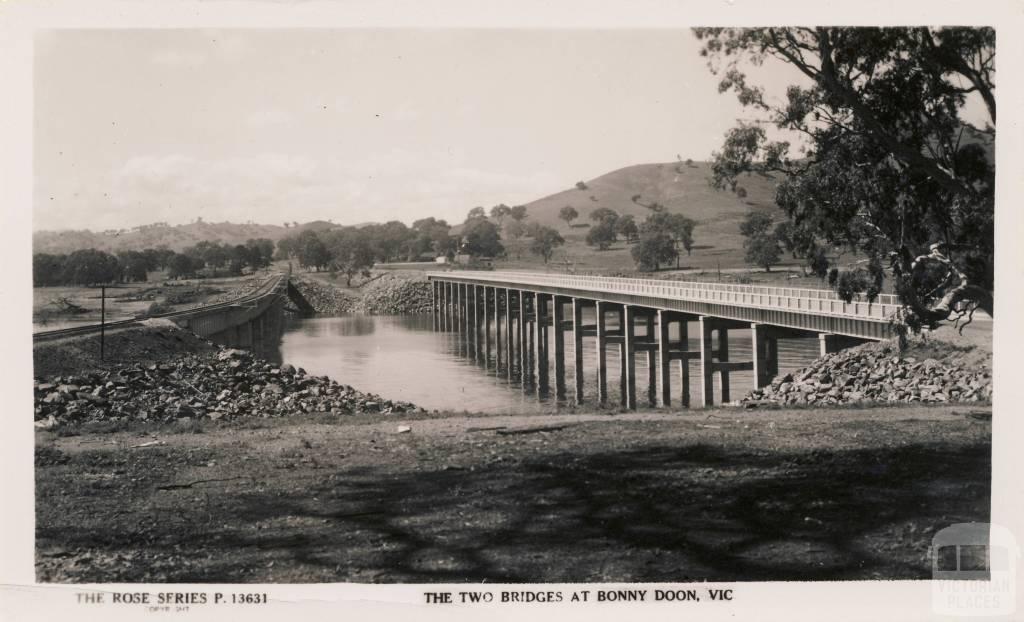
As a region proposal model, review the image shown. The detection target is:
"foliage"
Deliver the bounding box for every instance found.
[744,234,782,272]
[575,181,588,190]
[558,205,579,225]
[615,215,639,242]
[585,219,617,250]
[589,207,619,228]
[509,205,528,222]
[323,228,374,286]
[528,226,565,263]
[695,26,995,330]
[631,232,678,271]
[466,206,486,220]
[460,216,504,258]
[489,204,512,223]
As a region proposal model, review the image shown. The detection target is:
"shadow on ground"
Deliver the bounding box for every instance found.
[38,437,989,583]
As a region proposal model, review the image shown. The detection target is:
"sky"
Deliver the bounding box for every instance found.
[32,28,987,232]
[34,28,784,231]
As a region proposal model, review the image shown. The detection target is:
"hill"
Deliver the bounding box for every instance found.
[501,161,782,272]
[31,220,339,255]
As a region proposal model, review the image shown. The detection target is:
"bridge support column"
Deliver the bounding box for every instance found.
[525,293,536,388]
[622,305,638,410]
[752,323,776,389]
[700,316,715,407]
[679,319,691,407]
[518,291,527,385]
[595,301,608,404]
[493,287,501,373]
[505,289,514,380]
[718,327,730,403]
[432,281,438,331]
[644,312,657,407]
[553,296,566,399]
[658,310,671,407]
[535,293,549,394]
[473,285,482,363]
[484,287,492,369]
[572,298,585,404]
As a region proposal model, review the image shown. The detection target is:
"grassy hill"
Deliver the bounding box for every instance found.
[501,161,782,273]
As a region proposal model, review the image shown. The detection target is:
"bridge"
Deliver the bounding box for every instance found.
[427,270,900,409]
[33,272,311,358]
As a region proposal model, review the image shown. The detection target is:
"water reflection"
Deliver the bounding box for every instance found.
[279,314,823,413]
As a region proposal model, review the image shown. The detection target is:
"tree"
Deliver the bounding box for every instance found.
[585,219,617,250]
[575,181,588,190]
[739,211,774,238]
[167,252,200,279]
[504,219,528,259]
[631,232,678,271]
[467,206,486,220]
[246,238,275,270]
[33,253,66,287]
[615,215,639,242]
[744,234,782,272]
[295,230,331,271]
[489,204,512,224]
[325,228,374,286]
[558,205,579,226]
[589,208,619,230]
[509,205,528,222]
[528,226,565,263]
[117,250,150,282]
[735,186,747,201]
[695,26,995,332]
[62,249,120,285]
[461,216,504,257]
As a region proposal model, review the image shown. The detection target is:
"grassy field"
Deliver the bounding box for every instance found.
[36,404,990,583]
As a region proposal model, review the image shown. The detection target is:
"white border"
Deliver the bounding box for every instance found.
[2,1,1022,620]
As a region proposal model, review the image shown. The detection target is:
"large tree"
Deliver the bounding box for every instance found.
[529,226,565,264]
[695,27,995,333]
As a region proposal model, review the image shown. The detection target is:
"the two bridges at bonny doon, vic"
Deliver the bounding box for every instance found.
[427,271,901,409]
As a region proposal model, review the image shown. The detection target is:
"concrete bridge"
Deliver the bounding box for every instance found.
[34,272,313,360]
[427,270,900,409]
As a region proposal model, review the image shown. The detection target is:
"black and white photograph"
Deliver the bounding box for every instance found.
[2,1,1022,620]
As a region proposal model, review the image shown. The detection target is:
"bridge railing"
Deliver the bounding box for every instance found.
[428,270,901,321]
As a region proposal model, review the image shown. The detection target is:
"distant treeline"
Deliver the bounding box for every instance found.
[33,239,275,287]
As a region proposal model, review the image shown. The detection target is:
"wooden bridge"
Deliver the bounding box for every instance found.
[427,270,899,408]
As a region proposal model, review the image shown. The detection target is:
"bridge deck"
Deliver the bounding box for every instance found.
[428,270,899,340]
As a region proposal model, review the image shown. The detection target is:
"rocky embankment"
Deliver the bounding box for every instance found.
[290,276,358,314]
[744,339,992,406]
[353,274,432,315]
[34,345,424,429]
[291,273,431,315]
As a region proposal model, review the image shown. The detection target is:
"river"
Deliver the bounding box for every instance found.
[278,314,823,413]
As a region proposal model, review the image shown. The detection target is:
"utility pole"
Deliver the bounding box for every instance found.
[100,285,105,361]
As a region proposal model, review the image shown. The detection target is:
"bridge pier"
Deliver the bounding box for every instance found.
[553,296,567,399]
[595,300,609,404]
[572,298,586,404]
[819,332,869,356]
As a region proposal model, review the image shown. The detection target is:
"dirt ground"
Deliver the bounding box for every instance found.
[35,404,991,583]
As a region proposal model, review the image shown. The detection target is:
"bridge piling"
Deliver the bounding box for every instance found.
[658,310,672,407]
[572,298,585,404]
[505,289,514,380]
[553,296,566,399]
[623,305,638,410]
[595,301,608,404]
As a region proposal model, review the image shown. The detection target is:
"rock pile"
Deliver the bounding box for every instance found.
[290,276,358,314]
[354,274,432,315]
[744,340,992,406]
[34,347,423,428]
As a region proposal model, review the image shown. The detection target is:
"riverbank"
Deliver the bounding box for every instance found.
[33,323,425,431]
[290,271,431,315]
[35,403,991,582]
